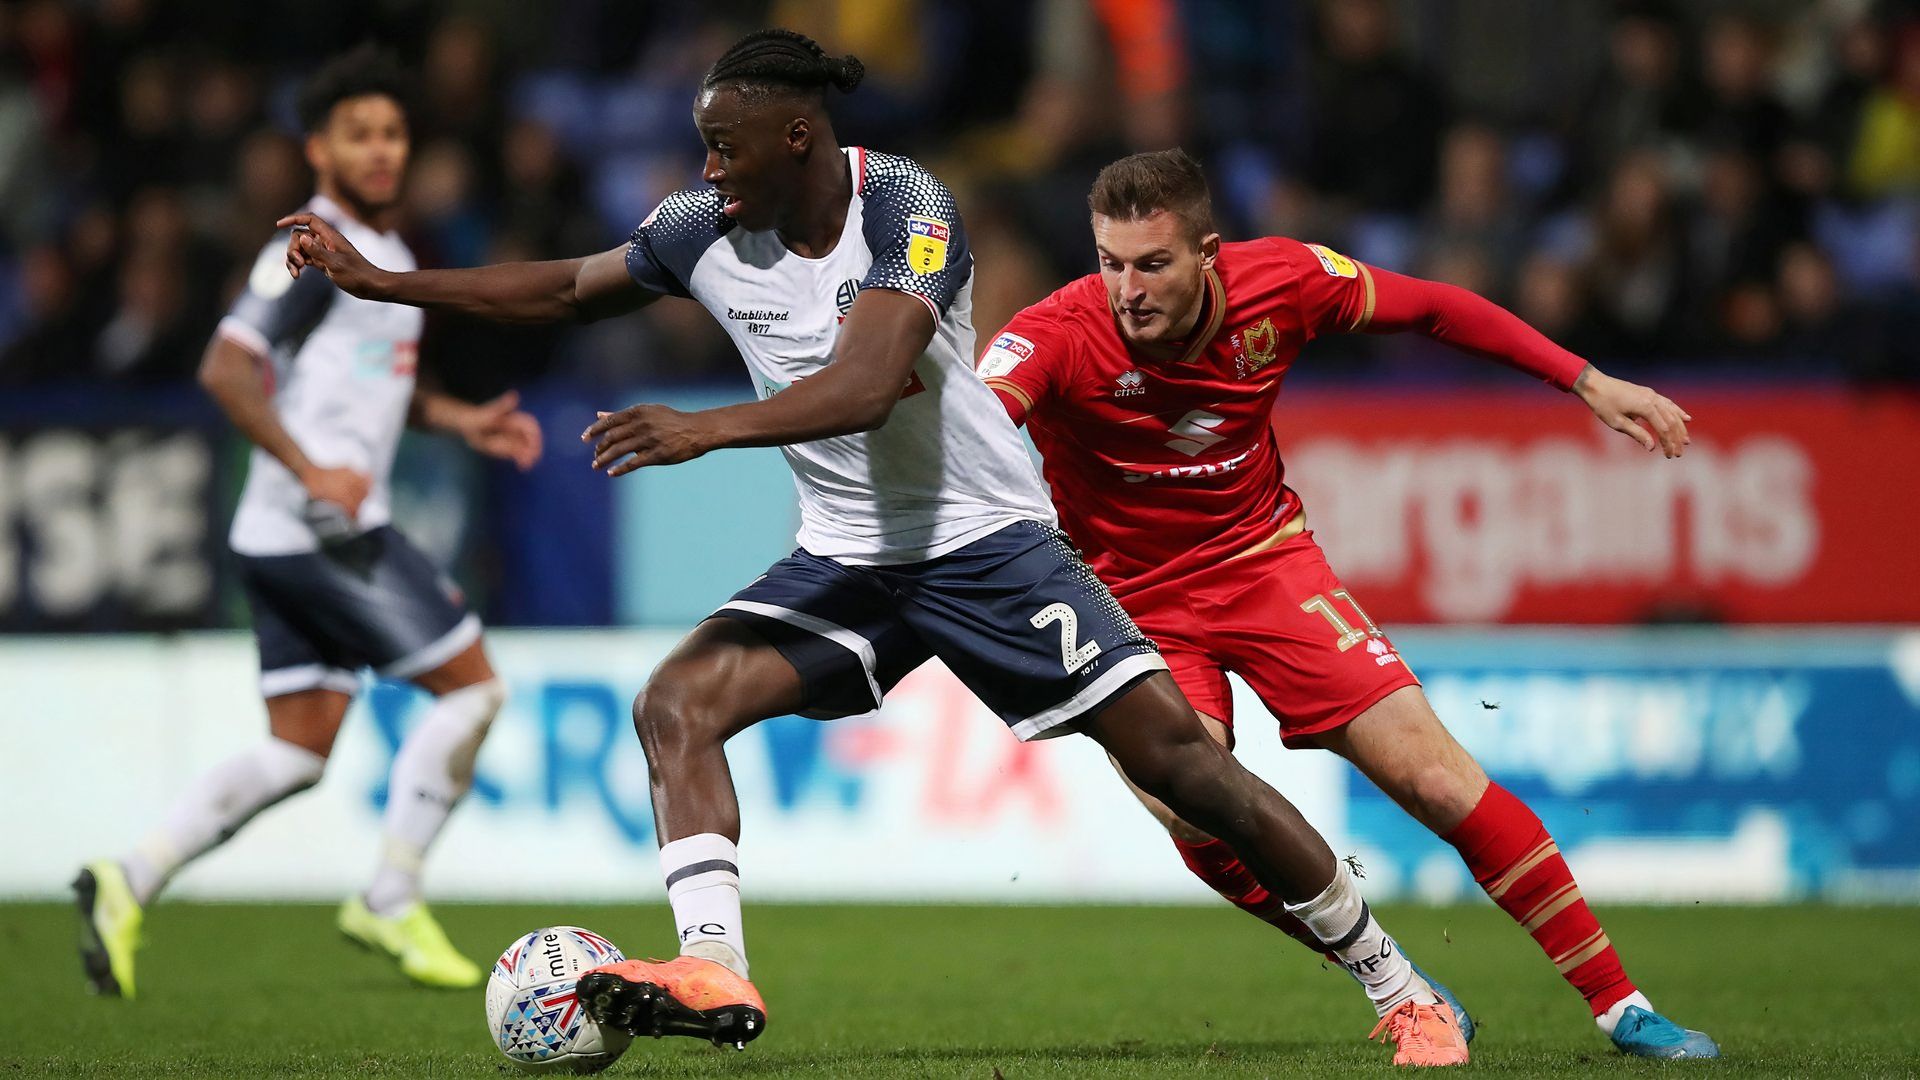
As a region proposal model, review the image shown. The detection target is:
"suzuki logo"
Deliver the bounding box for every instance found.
[1165,410,1227,457]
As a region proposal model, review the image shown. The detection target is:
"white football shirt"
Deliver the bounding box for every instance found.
[218,195,424,555]
[625,148,1056,564]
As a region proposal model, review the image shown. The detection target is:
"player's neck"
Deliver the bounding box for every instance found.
[314,181,394,233]
[774,138,851,259]
[1128,282,1212,363]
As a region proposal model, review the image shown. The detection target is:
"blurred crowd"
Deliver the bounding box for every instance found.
[2,0,1918,398]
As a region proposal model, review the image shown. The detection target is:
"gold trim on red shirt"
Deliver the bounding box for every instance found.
[1174,267,1227,364]
[1223,509,1307,562]
[1351,262,1377,332]
[984,377,1033,413]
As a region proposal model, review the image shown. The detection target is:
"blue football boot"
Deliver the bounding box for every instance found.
[1611,1004,1720,1059]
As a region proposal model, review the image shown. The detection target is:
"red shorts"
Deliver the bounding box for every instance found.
[1118,527,1420,748]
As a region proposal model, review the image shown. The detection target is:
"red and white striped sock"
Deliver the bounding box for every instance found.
[1445,782,1636,1017]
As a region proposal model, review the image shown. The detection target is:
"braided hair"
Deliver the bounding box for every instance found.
[703,28,865,107]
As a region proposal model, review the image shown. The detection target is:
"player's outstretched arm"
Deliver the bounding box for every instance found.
[411,386,544,471]
[197,335,369,515]
[278,213,655,325]
[1361,265,1692,457]
[586,288,932,476]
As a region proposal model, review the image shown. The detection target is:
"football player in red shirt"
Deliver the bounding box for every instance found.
[980,150,1717,1060]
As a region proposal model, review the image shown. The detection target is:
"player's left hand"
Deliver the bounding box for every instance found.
[459,390,543,471]
[1574,366,1692,458]
[584,404,713,475]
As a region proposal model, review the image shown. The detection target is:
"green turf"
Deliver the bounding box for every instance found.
[2,901,1914,1077]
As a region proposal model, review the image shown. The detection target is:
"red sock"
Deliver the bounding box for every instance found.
[1171,836,1328,956]
[1445,782,1636,1016]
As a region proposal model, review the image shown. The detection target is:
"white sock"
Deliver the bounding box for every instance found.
[121,738,327,906]
[1596,990,1654,1035]
[661,833,747,978]
[364,678,505,916]
[1285,865,1436,1016]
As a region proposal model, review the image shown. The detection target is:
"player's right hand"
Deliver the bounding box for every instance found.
[299,465,372,520]
[278,212,387,299]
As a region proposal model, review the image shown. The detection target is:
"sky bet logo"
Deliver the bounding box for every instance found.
[992,333,1033,360]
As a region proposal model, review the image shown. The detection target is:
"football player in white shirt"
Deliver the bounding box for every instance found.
[278,30,1467,1063]
[73,47,542,999]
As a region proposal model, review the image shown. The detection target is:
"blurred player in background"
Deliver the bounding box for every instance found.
[979,149,1717,1060]
[282,30,1470,1065]
[72,46,542,999]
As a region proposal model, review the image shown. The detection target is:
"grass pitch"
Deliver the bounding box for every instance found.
[1,901,1913,1077]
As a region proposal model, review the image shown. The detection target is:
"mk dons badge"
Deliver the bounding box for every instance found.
[1306,243,1358,279]
[1241,317,1279,375]
[906,215,951,274]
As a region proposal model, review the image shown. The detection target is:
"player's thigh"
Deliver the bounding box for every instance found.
[1111,708,1231,841]
[1307,685,1489,833]
[265,687,354,758]
[691,548,929,728]
[632,616,814,749]
[1213,537,1420,750]
[412,638,497,696]
[1077,670,1236,802]
[891,520,1165,742]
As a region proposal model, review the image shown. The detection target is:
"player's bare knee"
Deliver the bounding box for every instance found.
[1126,743,1230,820]
[1165,815,1215,844]
[266,719,341,760]
[631,673,726,761]
[1402,757,1487,831]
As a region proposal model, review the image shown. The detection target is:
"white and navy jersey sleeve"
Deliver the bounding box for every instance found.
[625,188,732,299]
[217,231,336,358]
[857,151,973,319]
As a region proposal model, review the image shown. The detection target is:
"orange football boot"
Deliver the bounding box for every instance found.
[577,956,767,1049]
[1369,999,1470,1067]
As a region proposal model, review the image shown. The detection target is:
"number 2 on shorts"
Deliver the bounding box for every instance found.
[1031,602,1103,672]
[1300,589,1384,652]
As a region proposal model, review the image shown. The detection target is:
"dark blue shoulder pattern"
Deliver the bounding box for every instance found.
[223,229,336,354]
[625,188,732,298]
[857,150,972,316]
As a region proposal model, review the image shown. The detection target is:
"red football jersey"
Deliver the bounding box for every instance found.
[979,237,1377,597]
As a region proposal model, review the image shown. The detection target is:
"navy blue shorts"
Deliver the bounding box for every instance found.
[234,526,479,698]
[713,520,1165,740]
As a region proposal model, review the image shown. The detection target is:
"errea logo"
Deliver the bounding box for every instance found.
[1366,638,1405,667]
[1114,369,1147,397]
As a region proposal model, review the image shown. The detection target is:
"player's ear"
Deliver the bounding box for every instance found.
[304,131,329,176]
[1197,231,1221,271]
[787,116,811,157]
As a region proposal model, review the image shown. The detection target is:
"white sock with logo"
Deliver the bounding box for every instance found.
[1285,865,1437,1017]
[1596,990,1655,1035]
[121,738,328,906]
[365,678,505,916]
[661,833,747,978]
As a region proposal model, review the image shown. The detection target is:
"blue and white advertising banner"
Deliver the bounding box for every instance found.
[4,629,1915,904]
